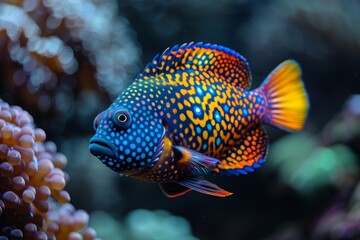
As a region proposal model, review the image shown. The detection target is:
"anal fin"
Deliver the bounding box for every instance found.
[216,125,269,176]
[178,177,232,197]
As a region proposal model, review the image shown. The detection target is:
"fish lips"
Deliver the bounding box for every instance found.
[89,136,119,159]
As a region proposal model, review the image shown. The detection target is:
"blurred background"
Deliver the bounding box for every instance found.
[1,0,360,239]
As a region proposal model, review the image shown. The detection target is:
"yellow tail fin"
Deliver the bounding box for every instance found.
[261,60,309,131]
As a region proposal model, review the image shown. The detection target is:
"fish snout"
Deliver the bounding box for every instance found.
[89,136,119,159]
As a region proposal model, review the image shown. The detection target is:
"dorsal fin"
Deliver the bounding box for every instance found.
[139,42,252,89]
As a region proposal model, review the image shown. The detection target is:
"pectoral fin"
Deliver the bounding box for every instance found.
[159,182,192,198]
[178,177,233,197]
[173,145,220,175]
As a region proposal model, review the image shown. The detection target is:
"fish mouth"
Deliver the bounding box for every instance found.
[89,136,119,159]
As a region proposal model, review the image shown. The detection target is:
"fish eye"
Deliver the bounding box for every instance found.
[113,109,132,129]
[118,114,127,123]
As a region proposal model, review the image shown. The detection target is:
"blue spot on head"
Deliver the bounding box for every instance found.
[202,144,207,150]
[130,143,136,150]
[224,105,229,112]
[243,108,248,116]
[126,157,132,163]
[207,123,212,131]
[125,149,130,155]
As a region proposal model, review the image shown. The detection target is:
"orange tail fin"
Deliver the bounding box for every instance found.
[261,60,309,131]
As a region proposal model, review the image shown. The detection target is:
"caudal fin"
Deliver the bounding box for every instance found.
[261,60,309,131]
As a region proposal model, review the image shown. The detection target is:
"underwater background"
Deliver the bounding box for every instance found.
[0,0,360,239]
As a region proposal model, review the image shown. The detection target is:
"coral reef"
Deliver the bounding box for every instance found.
[0,98,97,239]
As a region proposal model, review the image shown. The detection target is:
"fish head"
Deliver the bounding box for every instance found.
[89,93,166,176]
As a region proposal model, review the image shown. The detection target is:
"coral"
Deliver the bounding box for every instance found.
[0,98,98,240]
[265,95,360,239]
[88,209,198,240]
[267,95,360,196]
[89,211,126,240]
[0,0,140,132]
[125,209,197,240]
[268,133,358,195]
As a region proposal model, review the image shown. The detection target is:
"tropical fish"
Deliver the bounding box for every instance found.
[89,42,309,197]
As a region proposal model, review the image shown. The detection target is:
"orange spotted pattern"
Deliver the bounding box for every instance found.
[133,42,268,177]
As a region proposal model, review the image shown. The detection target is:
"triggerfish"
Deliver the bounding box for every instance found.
[89,42,309,197]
